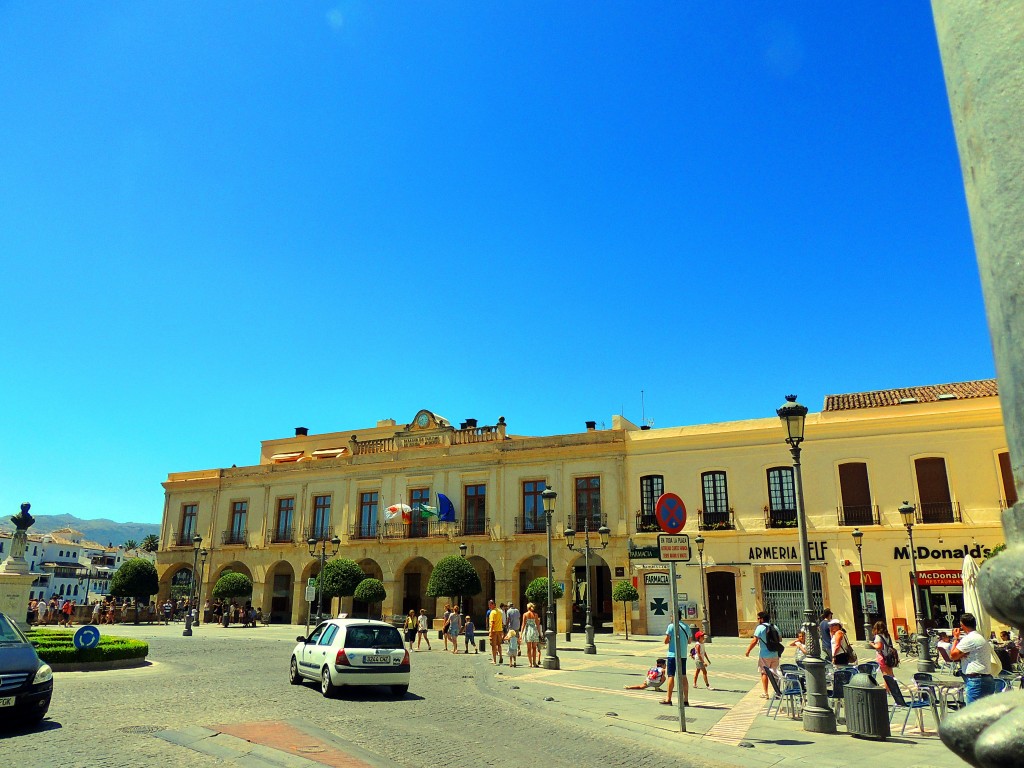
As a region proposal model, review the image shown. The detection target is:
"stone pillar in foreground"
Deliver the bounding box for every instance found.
[930,3,1024,765]
[0,503,37,631]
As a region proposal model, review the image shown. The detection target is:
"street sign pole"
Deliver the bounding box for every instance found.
[668,559,686,733]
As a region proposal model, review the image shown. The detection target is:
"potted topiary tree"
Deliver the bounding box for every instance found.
[212,572,253,603]
[109,558,159,624]
[353,578,387,620]
[426,555,482,611]
[611,580,640,640]
[315,559,366,617]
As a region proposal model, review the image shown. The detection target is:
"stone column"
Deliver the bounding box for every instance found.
[931,3,1024,765]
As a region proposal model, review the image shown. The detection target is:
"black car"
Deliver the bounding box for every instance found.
[0,611,52,726]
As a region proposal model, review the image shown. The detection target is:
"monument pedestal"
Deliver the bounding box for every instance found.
[0,573,34,631]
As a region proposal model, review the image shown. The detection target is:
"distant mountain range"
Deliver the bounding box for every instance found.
[0,513,161,548]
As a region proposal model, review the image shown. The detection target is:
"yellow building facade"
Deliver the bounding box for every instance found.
[157,380,1011,639]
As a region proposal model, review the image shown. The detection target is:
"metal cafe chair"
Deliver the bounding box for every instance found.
[827,668,852,719]
[765,669,803,720]
[884,674,937,736]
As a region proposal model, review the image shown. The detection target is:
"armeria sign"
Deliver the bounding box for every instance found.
[749,542,828,562]
[893,543,996,561]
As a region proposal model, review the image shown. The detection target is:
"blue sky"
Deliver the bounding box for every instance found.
[0,4,992,525]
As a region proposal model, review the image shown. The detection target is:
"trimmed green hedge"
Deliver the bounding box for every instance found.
[26,630,149,664]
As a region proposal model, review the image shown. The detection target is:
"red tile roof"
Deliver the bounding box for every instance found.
[823,379,998,412]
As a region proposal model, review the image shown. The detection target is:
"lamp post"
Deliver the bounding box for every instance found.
[77,568,98,605]
[459,542,468,617]
[563,515,610,655]
[540,486,560,670]
[183,535,202,637]
[307,533,341,623]
[899,501,935,673]
[195,548,208,626]
[852,528,871,647]
[694,534,711,643]
[777,394,836,734]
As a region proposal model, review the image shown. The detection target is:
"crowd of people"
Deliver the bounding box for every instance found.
[25,595,264,628]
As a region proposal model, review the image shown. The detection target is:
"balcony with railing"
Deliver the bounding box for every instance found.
[634,511,660,533]
[172,531,199,547]
[221,529,248,546]
[764,506,797,529]
[514,516,547,534]
[837,505,879,526]
[571,512,608,532]
[698,507,735,531]
[266,527,295,545]
[349,522,379,540]
[303,526,335,542]
[378,520,457,540]
[916,501,962,524]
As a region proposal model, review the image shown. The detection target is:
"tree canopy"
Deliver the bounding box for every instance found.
[316,558,365,599]
[611,581,639,639]
[141,534,160,552]
[426,555,482,600]
[212,571,253,601]
[354,578,387,618]
[109,558,159,623]
[524,577,564,612]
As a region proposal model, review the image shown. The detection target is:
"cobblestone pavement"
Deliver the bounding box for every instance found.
[1,623,740,768]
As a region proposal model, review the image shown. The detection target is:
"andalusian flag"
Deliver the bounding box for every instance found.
[419,504,439,519]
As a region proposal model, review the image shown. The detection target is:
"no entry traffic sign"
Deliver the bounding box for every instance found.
[655,493,687,534]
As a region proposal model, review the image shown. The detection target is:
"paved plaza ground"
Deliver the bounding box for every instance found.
[1,621,969,768]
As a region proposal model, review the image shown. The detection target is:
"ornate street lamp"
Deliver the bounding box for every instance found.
[195,548,208,626]
[694,534,711,643]
[777,394,836,734]
[563,516,610,655]
[852,528,871,647]
[541,486,560,669]
[458,542,468,617]
[77,568,98,605]
[899,501,935,672]
[308,533,341,624]
[183,534,203,637]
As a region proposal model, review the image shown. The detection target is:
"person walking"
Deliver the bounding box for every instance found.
[818,609,834,661]
[505,629,520,667]
[691,630,711,690]
[521,602,542,667]
[416,608,432,650]
[949,612,996,703]
[447,606,461,653]
[463,615,477,653]
[871,620,896,676]
[745,610,781,699]
[404,610,418,650]
[830,619,855,666]
[506,602,521,634]
[442,604,452,651]
[488,600,505,665]
[661,610,691,706]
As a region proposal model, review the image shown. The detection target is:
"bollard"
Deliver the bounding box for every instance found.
[478,638,486,652]
[565,632,572,642]
[182,613,193,637]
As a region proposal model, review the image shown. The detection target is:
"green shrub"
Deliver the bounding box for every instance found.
[28,631,149,665]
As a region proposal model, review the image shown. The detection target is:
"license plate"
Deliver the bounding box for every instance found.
[363,655,392,664]
[0,697,14,707]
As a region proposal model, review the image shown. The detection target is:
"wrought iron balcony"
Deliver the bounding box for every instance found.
[266,527,295,545]
[221,529,248,546]
[837,505,879,526]
[572,512,608,532]
[303,525,335,542]
[378,520,455,540]
[698,507,735,531]
[764,506,797,529]
[916,501,962,524]
[634,512,660,533]
[349,523,379,540]
[514,516,547,534]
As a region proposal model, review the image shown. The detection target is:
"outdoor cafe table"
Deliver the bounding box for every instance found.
[920,676,965,720]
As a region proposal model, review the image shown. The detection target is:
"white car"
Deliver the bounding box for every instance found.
[290,619,410,698]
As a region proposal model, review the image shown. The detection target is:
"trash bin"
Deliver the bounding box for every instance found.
[844,672,890,740]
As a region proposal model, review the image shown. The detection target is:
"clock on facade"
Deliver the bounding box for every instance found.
[416,413,429,428]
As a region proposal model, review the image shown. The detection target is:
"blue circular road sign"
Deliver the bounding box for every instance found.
[655,493,687,534]
[74,624,101,650]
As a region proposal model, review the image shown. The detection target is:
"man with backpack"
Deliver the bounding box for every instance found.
[745,610,783,698]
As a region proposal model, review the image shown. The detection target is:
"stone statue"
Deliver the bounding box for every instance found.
[1,503,32,573]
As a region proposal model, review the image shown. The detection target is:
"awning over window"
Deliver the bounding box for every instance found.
[311,448,347,459]
[270,452,304,463]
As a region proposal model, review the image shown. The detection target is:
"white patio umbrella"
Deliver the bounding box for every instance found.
[961,554,991,639]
